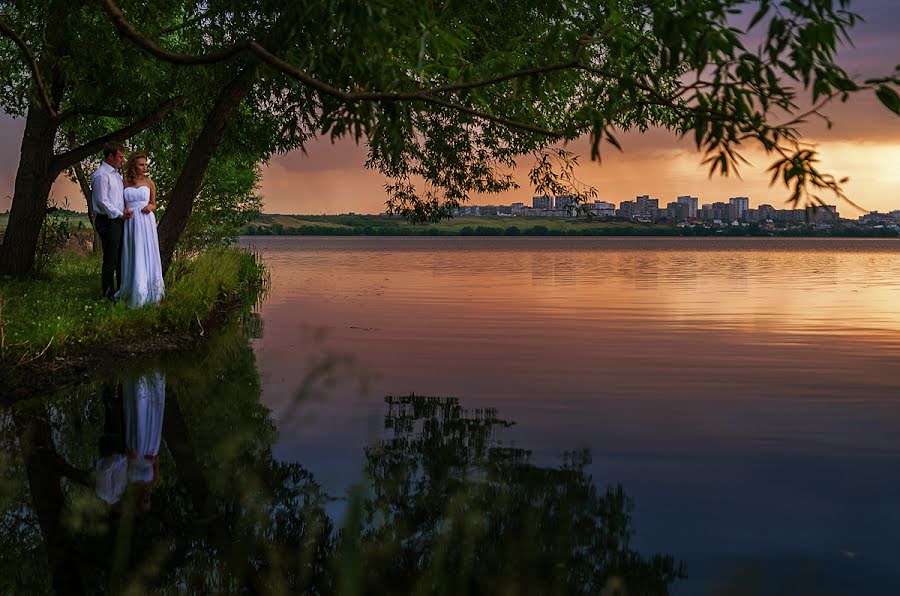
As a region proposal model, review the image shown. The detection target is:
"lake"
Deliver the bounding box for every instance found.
[4,236,900,594]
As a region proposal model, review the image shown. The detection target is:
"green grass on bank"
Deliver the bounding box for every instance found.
[245,214,649,236]
[244,213,900,238]
[0,211,90,234]
[0,247,267,365]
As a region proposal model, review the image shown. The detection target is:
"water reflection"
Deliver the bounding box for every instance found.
[0,325,681,594]
[94,373,166,513]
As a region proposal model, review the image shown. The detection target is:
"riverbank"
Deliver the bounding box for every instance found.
[0,246,267,397]
[243,214,900,238]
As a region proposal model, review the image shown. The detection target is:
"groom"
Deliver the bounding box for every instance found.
[91,142,132,299]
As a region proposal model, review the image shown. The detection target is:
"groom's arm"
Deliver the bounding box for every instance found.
[92,171,124,219]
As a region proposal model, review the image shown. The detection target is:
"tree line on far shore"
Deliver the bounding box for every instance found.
[243,222,900,238]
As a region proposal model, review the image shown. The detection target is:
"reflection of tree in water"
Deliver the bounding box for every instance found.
[0,326,682,594]
[352,395,684,595]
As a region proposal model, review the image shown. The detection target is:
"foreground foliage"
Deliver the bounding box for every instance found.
[0,247,267,365]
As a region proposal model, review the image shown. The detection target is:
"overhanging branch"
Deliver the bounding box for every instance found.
[52,95,187,173]
[98,0,578,138]
[57,106,135,123]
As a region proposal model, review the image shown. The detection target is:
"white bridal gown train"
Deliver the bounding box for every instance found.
[117,186,165,307]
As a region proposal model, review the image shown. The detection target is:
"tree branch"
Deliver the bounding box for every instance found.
[252,46,567,137]
[0,18,57,118]
[57,106,135,123]
[98,0,575,138]
[99,0,250,64]
[51,95,186,173]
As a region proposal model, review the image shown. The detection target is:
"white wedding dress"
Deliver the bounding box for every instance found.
[117,186,165,308]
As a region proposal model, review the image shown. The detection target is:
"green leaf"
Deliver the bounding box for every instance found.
[875,85,900,115]
[748,2,770,31]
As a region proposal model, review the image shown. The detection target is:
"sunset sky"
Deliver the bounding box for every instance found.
[1,0,897,216]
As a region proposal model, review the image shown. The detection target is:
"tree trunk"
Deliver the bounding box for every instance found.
[157,67,257,271]
[0,107,60,277]
[0,0,74,278]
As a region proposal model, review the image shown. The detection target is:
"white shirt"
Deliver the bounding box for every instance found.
[91,161,125,219]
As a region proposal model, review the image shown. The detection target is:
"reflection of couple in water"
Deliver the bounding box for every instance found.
[95,372,165,513]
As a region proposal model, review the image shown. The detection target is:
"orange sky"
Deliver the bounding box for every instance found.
[256,92,900,216]
[1,0,897,216]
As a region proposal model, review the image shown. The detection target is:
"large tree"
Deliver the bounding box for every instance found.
[65,0,318,270]
[100,0,899,224]
[0,0,194,277]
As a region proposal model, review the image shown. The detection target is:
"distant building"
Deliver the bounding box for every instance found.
[617,200,636,219]
[701,202,734,223]
[533,195,552,210]
[757,204,776,221]
[585,200,616,216]
[676,195,699,218]
[806,205,839,224]
[729,197,750,219]
[554,195,577,214]
[635,195,659,209]
[666,202,689,221]
[631,195,660,221]
[479,205,499,216]
[774,209,806,223]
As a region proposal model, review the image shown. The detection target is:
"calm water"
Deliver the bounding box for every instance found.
[248,237,900,594]
[4,236,900,594]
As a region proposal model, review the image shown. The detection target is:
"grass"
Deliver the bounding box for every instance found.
[0,211,90,234]
[261,214,349,229]
[0,246,268,365]
[246,214,637,235]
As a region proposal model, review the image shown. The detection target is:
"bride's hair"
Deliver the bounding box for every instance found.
[124,152,148,185]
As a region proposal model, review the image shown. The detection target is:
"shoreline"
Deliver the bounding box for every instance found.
[0,298,244,401]
[0,247,267,399]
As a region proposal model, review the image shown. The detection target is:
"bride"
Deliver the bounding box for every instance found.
[117,152,165,307]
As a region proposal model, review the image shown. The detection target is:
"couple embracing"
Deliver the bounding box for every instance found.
[91,142,165,307]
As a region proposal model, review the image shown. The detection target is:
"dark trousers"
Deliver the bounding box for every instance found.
[95,213,123,298]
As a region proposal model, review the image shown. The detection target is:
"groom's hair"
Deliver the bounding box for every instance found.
[102,141,125,158]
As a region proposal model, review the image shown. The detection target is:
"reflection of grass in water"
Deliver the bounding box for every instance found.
[0,324,684,594]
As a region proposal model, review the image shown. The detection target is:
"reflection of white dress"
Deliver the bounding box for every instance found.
[95,454,128,504]
[124,372,166,483]
[117,186,164,308]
